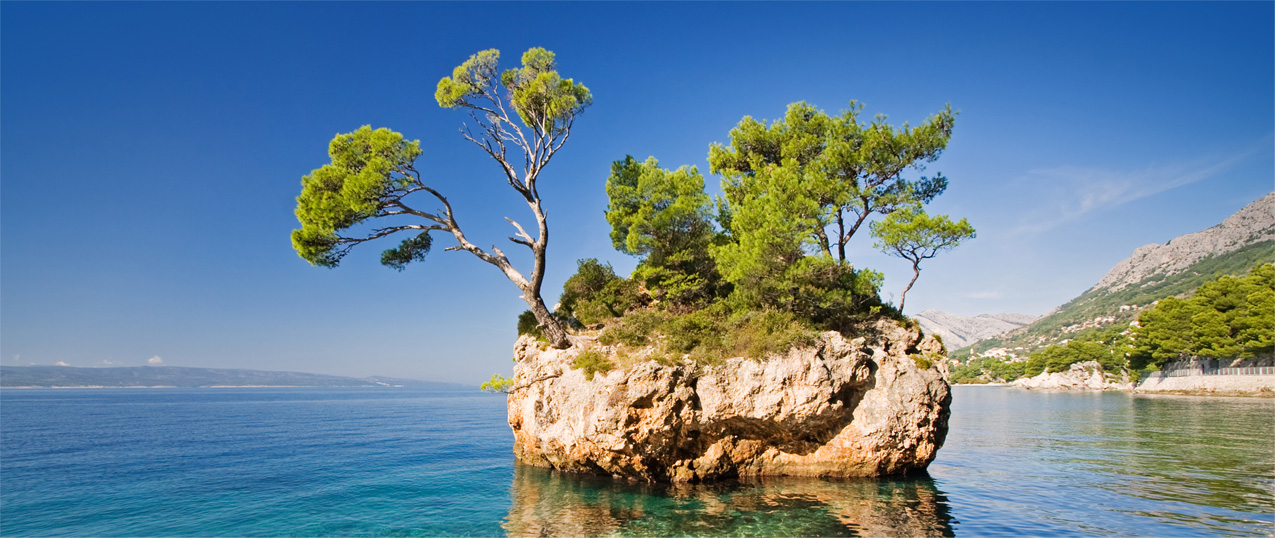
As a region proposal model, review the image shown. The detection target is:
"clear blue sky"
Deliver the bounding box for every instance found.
[3,2,1272,384]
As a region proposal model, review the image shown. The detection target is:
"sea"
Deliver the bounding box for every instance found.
[1,386,1272,537]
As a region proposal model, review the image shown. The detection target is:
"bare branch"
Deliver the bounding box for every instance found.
[505,217,535,244]
[462,123,531,200]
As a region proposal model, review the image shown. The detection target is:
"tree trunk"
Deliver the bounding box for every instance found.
[525,293,571,349]
[836,211,847,264]
[900,262,920,313]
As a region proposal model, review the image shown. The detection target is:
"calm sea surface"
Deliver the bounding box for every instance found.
[1,386,1272,537]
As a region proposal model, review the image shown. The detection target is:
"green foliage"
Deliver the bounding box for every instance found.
[961,264,1273,384]
[556,259,645,325]
[436,48,591,132]
[291,126,426,268]
[517,310,544,340]
[709,101,955,268]
[558,259,620,317]
[597,310,667,347]
[870,208,975,262]
[480,373,516,393]
[577,278,643,325]
[605,156,720,307]
[870,207,975,310]
[720,309,818,361]
[949,356,1028,383]
[957,324,1133,382]
[571,349,614,381]
[380,233,432,271]
[1130,263,1274,369]
[911,352,942,370]
[1027,340,1124,374]
[705,101,960,320]
[655,303,817,365]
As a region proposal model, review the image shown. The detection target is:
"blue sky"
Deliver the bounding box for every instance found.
[3,2,1271,384]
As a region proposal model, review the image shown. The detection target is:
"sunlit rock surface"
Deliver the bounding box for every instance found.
[506,318,951,482]
[1011,361,1133,391]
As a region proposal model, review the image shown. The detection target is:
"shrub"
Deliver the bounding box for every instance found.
[574,277,644,325]
[480,374,516,393]
[597,309,666,346]
[911,353,936,370]
[663,304,724,354]
[572,349,614,381]
[723,309,817,360]
[517,310,543,340]
[558,259,620,318]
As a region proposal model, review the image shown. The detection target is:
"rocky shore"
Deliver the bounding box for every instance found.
[1011,361,1132,391]
[505,319,951,482]
[1004,357,1275,397]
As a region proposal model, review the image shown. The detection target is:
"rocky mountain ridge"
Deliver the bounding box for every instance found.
[1093,192,1274,293]
[913,310,1038,350]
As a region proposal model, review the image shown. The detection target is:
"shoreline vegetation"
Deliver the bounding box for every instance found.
[948,263,1274,395]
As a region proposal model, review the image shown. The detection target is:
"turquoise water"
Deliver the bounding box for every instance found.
[1,386,1272,536]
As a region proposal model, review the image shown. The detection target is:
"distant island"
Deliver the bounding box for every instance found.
[0,365,464,389]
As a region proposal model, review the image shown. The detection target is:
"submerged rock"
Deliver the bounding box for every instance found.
[506,318,951,482]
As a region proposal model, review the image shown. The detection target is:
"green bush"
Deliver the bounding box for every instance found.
[572,349,614,381]
[722,309,816,360]
[558,259,620,318]
[566,276,645,326]
[517,310,544,340]
[597,309,666,347]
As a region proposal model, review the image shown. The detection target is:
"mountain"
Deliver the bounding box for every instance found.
[957,193,1275,359]
[913,310,1038,350]
[0,366,466,389]
[1092,192,1275,293]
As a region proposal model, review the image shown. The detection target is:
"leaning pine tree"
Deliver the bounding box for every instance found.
[869,207,975,312]
[290,48,590,349]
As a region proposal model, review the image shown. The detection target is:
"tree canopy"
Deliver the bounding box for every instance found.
[292,47,591,349]
[1130,263,1274,369]
[604,156,718,307]
[709,101,954,265]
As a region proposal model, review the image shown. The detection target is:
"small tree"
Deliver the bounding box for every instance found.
[291,48,590,349]
[869,208,975,312]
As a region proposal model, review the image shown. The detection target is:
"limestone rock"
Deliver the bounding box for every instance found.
[1010,360,1132,391]
[506,318,951,482]
[1092,193,1275,293]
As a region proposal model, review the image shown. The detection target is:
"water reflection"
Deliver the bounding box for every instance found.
[504,463,954,537]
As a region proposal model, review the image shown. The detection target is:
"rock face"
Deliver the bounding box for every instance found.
[1092,192,1275,293]
[913,310,1038,350]
[1010,361,1132,391]
[507,319,951,482]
